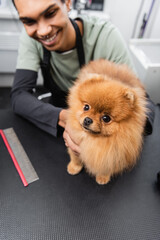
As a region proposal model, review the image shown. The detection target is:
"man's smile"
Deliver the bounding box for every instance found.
[38,29,61,46]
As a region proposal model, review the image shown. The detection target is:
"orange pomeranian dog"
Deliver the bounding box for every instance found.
[66,59,147,185]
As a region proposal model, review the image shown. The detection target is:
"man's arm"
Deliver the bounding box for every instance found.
[145,94,155,135]
[11,69,62,136]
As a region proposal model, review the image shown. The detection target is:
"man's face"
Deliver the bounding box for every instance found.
[14,0,74,52]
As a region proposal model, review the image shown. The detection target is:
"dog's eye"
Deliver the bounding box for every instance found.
[83,104,90,111]
[102,115,111,123]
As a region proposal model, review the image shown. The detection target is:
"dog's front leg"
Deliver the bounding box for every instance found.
[67,148,83,175]
[96,175,111,185]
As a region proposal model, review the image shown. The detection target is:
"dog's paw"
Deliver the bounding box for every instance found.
[96,175,110,185]
[67,162,83,175]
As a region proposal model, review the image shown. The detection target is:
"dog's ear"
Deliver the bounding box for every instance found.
[124,89,135,106]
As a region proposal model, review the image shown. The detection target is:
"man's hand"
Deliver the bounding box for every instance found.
[63,124,81,156]
[58,109,68,128]
[58,109,80,156]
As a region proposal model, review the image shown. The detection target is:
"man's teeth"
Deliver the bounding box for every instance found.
[45,33,57,42]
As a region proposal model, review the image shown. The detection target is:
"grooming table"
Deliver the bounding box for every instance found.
[0,107,160,240]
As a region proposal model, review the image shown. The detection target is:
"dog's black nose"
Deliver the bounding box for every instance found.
[83,117,93,126]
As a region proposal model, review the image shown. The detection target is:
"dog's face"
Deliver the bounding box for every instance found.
[70,76,137,137]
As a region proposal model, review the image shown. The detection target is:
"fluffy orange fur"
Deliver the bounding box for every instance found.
[66,59,147,185]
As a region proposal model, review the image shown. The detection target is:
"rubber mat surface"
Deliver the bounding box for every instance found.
[0,107,160,240]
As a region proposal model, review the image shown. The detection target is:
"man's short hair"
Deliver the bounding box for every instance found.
[12,0,66,9]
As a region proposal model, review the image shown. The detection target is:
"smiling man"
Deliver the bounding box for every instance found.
[16,0,78,52]
[11,0,155,154]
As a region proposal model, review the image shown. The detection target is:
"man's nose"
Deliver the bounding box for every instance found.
[37,21,52,37]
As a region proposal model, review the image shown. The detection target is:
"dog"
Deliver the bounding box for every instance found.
[66,59,147,185]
